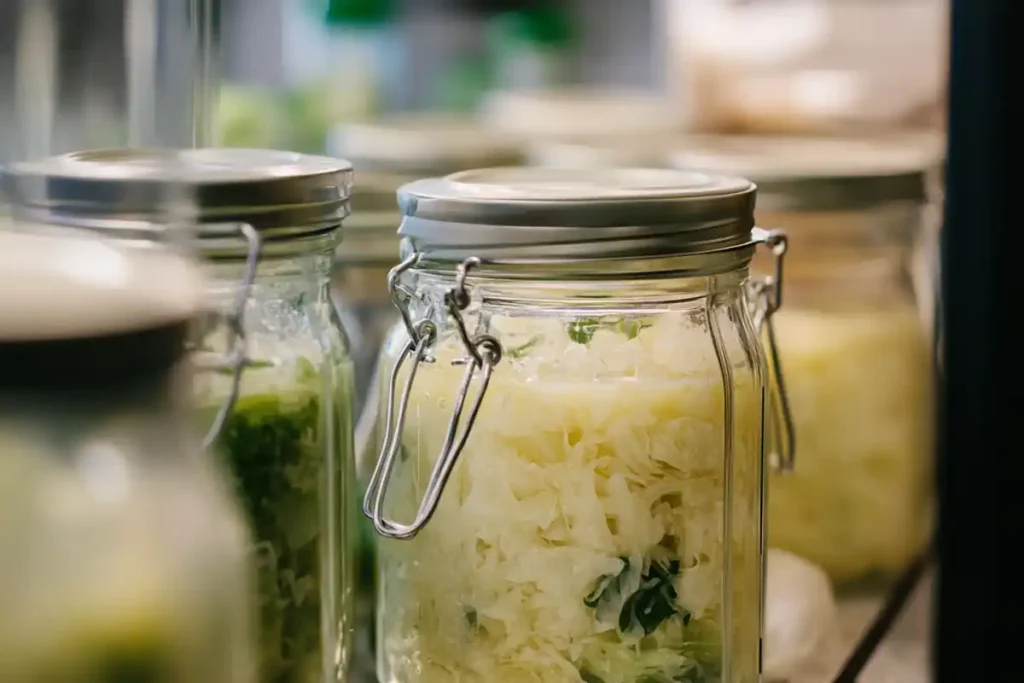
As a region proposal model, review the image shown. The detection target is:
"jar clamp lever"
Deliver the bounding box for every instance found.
[364,253,503,540]
[193,222,262,450]
[750,227,796,472]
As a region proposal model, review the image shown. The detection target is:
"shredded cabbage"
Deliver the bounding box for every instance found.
[767,305,932,586]
[377,311,764,683]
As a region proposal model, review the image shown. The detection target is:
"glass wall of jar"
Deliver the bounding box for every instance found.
[0,228,253,683]
[3,148,358,683]
[673,135,939,590]
[327,113,524,680]
[1,0,217,166]
[364,167,793,683]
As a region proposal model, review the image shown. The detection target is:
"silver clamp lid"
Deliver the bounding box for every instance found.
[396,166,758,278]
[3,148,354,253]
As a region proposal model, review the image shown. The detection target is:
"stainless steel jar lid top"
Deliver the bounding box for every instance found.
[671,135,943,211]
[3,148,354,239]
[327,115,523,177]
[397,166,757,273]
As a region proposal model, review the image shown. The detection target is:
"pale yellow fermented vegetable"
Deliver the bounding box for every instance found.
[377,311,765,683]
[767,304,932,585]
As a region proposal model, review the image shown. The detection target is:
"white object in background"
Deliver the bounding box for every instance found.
[664,0,948,134]
[763,549,839,682]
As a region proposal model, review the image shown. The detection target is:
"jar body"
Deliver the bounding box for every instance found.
[759,205,933,588]
[199,252,356,683]
[375,271,768,683]
[0,376,253,683]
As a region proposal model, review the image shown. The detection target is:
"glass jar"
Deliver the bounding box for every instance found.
[328,114,525,679]
[364,167,793,683]
[674,135,939,589]
[3,148,359,683]
[0,228,253,683]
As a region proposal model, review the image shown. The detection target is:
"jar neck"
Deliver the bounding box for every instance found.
[407,268,752,312]
[206,248,333,301]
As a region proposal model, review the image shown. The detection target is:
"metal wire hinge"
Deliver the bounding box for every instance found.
[193,222,262,450]
[751,228,796,472]
[364,254,503,540]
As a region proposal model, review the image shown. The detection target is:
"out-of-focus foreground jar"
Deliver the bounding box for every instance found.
[4,149,358,683]
[365,167,793,683]
[0,229,253,683]
[674,136,939,589]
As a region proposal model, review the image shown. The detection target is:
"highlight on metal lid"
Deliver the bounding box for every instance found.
[395,166,758,274]
[2,147,354,248]
[671,135,943,211]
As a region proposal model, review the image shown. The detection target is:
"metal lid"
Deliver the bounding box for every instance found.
[396,166,758,277]
[671,135,942,212]
[3,148,354,251]
[327,115,524,177]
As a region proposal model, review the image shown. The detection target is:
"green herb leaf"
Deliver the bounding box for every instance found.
[506,335,542,359]
[585,556,687,637]
[616,318,651,340]
[579,670,605,683]
[567,318,601,345]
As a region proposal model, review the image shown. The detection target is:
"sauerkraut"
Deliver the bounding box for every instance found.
[377,309,765,683]
[767,304,932,586]
[199,337,353,683]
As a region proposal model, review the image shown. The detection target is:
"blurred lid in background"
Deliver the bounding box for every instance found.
[329,114,524,179]
[479,88,683,140]
[671,134,944,213]
[527,133,715,169]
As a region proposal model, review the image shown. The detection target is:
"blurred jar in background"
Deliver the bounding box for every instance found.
[327,114,523,680]
[0,228,253,683]
[673,135,939,589]
[4,148,358,683]
[0,0,216,165]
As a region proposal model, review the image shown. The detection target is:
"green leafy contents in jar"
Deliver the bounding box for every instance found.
[203,363,326,683]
